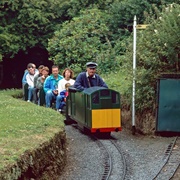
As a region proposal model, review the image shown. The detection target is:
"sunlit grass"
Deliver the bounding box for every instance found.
[103,69,132,94]
[0,89,64,170]
[102,69,132,107]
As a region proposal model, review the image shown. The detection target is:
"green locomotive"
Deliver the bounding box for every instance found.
[65,86,122,136]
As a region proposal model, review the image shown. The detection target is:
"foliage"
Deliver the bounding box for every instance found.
[0,89,64,170]
[67,0,115,17]
[123,3,180,112]
[48,7,119,72]
[106,0,177,42]
[0,0,70,61]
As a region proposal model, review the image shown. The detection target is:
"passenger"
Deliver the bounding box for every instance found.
[36,66,49,105]
[57,68,75,93]
[74,62,108,91]
[26,65,38,102]
[56,83,71,112]
[22,63,33,100]
[22,63,38,86]
[36,66,49,90]
[43,65,63,108]
[34,65,44,88]
[33,65,44,104]
[22,63,34,86]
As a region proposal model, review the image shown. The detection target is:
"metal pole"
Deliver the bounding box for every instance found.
[132,15,136,135]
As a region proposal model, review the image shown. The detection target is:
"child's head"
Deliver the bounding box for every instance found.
[65,83,71,90]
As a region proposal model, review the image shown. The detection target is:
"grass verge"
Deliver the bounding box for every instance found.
[103,69,132,105]
[0,89,64,171]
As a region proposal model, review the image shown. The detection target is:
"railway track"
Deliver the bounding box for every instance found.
[92,135,127,180]
[152,136,180,180]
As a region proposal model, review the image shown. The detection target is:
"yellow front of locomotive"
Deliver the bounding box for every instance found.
[84,87,122,133]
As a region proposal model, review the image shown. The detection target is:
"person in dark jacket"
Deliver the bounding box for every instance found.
[74,62,108,91]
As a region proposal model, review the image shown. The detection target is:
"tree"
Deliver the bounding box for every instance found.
[66,0,115,18]
[107,0,177,42]
[0,0,70,61]
[48,8,113,71]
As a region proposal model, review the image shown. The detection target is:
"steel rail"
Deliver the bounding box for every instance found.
[169,162,180,180]
[91,135,113,180]
[92,134,127,180]
[152,136,179,180]
[110,139,127,180]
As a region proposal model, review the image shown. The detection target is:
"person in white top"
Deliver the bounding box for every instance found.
[26,65,39,102]
[56,68,75,110]
[57,68,75,93]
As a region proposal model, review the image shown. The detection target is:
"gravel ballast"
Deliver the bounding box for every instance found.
[59,125,179,180]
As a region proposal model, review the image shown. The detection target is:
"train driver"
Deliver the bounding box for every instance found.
[74,62,108,91]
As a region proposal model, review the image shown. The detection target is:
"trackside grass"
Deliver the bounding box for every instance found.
[104,71,131,93]
[103,70,132,105]
[0,89,64,172]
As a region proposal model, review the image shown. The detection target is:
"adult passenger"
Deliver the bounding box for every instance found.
[74,62,108,91]
[22,63,38,85]
[22,63,34,100]
[33,65,44,104]
[22,63,34,86]
[36,66,49,105]
[43,65,63,108]
[56,68,75,110]
[34,65,44,88]
[57,68,75,93]
[26,65,38,102]
[36,66,49,90]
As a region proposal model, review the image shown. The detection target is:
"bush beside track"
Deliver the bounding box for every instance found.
[0,89,66,179]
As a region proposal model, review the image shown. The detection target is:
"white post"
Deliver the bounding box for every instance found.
[132,15,136,134]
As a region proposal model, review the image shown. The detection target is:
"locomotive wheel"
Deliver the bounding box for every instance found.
[64,119,73,125]
[64,113,74,125]
[102,132,111,138]
[96,132,111,139]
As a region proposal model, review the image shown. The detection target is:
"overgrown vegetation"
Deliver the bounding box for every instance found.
[0,89,64,171]
[123,3,180,112]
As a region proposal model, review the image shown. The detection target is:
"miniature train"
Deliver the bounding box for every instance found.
[64,86,122,136]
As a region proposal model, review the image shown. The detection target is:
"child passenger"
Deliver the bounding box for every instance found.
[56,83,71,112]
